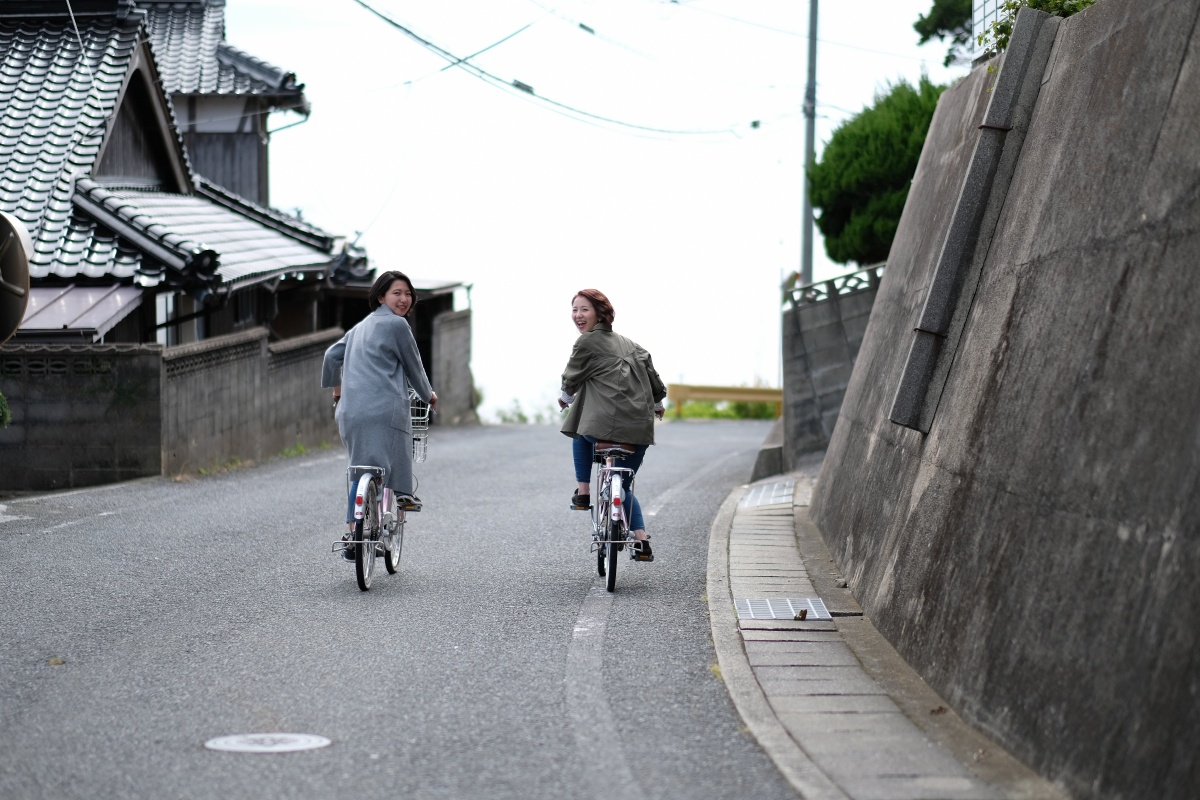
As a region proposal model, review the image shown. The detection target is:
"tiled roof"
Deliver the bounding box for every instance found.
[143,0,307,108]
[1,5,334,291]
[74,178,333,287]
[0,14,140,241]
[31,210,147,281]
[197,177,335,252]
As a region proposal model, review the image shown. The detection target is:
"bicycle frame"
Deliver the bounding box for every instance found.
[589,457,634,548]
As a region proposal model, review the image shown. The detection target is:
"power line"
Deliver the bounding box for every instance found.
[349,0,745,138]
[525,0,806,93]
[669,3,805,37]
[662,2,938,63]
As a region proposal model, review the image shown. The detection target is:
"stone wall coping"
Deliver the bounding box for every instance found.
[267,327,343,355]
[163,327,268,361]
[0,342,164,355]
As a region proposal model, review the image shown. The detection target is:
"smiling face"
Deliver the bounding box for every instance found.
[383,279,414,318]
[571,297,599,333]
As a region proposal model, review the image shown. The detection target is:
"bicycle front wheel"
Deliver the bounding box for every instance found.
[355,480,380,591]
[605,516,621,593]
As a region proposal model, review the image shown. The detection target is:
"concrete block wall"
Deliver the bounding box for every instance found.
[0,343,163,490]
[161,327,341,475]
[431,309,478,426]
[781,268,882,469]
[162,328,269,475]
[809,2,1200,798]
[266,328,342,455]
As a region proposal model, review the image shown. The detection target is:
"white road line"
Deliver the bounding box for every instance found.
[565,583,647,800]
[0,503,31,524]
[643,449,748,517]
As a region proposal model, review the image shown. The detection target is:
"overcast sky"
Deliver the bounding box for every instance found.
[222,0,969,420]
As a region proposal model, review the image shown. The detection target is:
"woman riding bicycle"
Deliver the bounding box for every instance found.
[558,289,666,561]
[321,270,437,558]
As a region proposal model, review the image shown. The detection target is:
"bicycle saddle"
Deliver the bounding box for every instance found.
[594,441,636,454]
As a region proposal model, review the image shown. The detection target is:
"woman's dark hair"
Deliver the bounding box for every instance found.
[368,270,419,318]
[573,288,614,325]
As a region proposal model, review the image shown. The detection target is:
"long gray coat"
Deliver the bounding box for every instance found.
[321,306,434,496]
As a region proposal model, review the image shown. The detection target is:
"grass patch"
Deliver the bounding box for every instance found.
[279,441,309,458]
[196,456,247,477]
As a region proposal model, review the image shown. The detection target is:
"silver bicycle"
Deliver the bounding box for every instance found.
[334,390,431,591]
[585,442,637,593]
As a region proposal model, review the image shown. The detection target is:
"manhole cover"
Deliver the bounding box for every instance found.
[204,733,331,753]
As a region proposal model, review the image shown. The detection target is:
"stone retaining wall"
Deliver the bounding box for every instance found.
[809,2,1200,798]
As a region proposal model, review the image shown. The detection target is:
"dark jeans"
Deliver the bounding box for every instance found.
[573,436,647,530]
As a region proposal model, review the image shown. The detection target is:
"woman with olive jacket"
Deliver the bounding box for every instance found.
[559,288,666,560]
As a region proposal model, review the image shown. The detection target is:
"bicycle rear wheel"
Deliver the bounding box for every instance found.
[605,516,621,593]
[355,479,380,591]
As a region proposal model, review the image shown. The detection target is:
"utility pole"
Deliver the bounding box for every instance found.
[800,0,818,287]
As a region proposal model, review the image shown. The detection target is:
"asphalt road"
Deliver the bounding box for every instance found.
[0,419,797,800]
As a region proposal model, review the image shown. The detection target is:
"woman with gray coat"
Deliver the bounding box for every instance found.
[322,271,437,551]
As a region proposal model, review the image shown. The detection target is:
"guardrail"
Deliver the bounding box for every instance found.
[667,383,782,418]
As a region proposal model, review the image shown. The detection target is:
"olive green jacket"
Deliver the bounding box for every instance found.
[560,324,666,445]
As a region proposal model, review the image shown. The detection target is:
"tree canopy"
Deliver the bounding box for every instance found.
[808,76,947,266]
[914,0,973,67]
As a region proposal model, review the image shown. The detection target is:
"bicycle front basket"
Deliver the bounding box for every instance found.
[409,389,431,433]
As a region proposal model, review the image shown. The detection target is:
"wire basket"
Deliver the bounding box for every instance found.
[410,390,431,432]
[409,388,430,463]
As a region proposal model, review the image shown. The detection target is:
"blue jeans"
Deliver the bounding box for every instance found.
[573,436,647,531]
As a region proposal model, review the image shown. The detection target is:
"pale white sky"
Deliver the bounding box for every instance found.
[223,0,968,420]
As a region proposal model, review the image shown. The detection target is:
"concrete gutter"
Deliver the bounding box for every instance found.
[706,485,850,800]
[706,463,1071,799]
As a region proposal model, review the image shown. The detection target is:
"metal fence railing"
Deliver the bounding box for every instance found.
[785,263,885,309]
[973,0,1002,55]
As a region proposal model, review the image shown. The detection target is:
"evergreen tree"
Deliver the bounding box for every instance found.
[914,0,973,67]
[809,76,947,266]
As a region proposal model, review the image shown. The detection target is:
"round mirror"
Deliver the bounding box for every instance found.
[0,210,32,346]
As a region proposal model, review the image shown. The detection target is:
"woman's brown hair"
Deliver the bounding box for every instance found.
[368,270,419,319]
[573,288,614,325]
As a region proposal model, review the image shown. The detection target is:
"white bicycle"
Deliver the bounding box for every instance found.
[333,390,431,591]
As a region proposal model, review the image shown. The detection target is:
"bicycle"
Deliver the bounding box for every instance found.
[333,390,431,591]
[580,441,638,593]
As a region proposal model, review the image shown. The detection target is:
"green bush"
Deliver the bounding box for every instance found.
[0,390,9,429]
[675,401,777,420]
[494,399,557,425]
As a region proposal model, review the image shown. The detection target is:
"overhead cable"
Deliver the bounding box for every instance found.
[349,0,745,138]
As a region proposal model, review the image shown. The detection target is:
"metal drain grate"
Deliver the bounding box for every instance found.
[740,481,795,508]
[735,597,831,620]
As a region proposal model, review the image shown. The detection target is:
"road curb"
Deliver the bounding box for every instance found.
[706,486,849,800]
